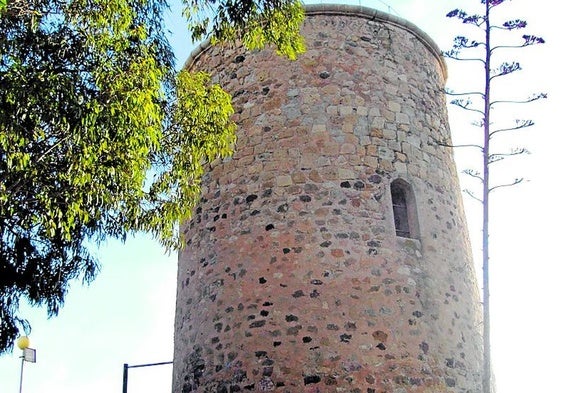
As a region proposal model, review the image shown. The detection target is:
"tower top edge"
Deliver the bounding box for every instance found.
[184,3,447,80]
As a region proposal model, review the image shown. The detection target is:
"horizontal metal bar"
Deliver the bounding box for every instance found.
[126,361,173,369]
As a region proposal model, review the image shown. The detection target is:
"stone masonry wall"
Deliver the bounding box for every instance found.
[173,5,483,393]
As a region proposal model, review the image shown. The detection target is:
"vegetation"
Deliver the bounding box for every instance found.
[0,0,304,353]
[444,1,545,391]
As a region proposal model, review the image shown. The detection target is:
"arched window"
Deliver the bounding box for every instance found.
[390,179,418,239]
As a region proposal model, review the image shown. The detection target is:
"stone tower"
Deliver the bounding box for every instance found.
[173,4,483,393]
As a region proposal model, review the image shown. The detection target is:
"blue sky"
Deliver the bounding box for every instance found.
[1,1,559,392]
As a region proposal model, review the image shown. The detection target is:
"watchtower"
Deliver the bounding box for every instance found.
[173,5,483,392]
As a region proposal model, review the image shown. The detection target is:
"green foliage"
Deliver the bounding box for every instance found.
[183,0,306,59]
[0,0,303,353]
[136,70,236,249]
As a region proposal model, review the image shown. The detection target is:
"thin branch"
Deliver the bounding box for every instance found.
[472,119,484,128]
[488,0,507,10]
[429,137,483,151]
[449,36,484,50]
[490,92,547,106]
[445,88,485,97]
[451,101,485,115]
[450,143,484,150]
[522,34,545,46]
[489,119,534,138]
[490,61,521,79]
[443,53,486,63]
[463,188,483,203]
[491,26,520,31]
[491,147,530,160]
[491,44,528,52]
[494,18,527,30]
[35,135,72,163]
[489,36,545,52]
[488,149,529,164]
[463,168,483,182]
[489,178,524,192]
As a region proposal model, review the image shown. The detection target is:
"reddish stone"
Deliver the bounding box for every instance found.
[173,5,482,393]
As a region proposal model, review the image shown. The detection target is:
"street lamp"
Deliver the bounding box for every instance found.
[122,360,173,393]
[16,336,36,393]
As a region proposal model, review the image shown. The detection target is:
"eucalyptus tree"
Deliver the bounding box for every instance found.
[0,0,305,354]
[444,1,545,392]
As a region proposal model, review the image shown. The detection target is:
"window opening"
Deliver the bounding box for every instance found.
[390,179,418,239]
[391,184,410,237]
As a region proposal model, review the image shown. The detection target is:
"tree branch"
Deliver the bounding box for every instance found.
[443,53,486,63]
[428,137,483,151]
[489,148,529,164]
[489,119,534,138]
[490,61,521,79]
[463,168,483,182]
[450,98,485,115]
[463,188,483,203]
[490,92,547,106]
[489,178,524,192]
[445,88,485,98]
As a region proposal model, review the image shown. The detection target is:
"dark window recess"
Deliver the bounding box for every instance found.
[390,180,417,239]
[392,185,410,237]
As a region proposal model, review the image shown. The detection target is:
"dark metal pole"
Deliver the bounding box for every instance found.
[122,361,172,392]
[122,363,128,393]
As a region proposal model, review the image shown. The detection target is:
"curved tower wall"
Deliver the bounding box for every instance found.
[173,5,482,392]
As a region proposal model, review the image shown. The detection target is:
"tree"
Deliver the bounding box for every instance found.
[443,1,545,392]
[0,0,305,354]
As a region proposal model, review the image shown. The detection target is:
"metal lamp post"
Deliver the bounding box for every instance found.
[122,360,173,393]
[16,336,36,393]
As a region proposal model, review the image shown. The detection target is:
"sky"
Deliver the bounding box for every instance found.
[0,1,559,393]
